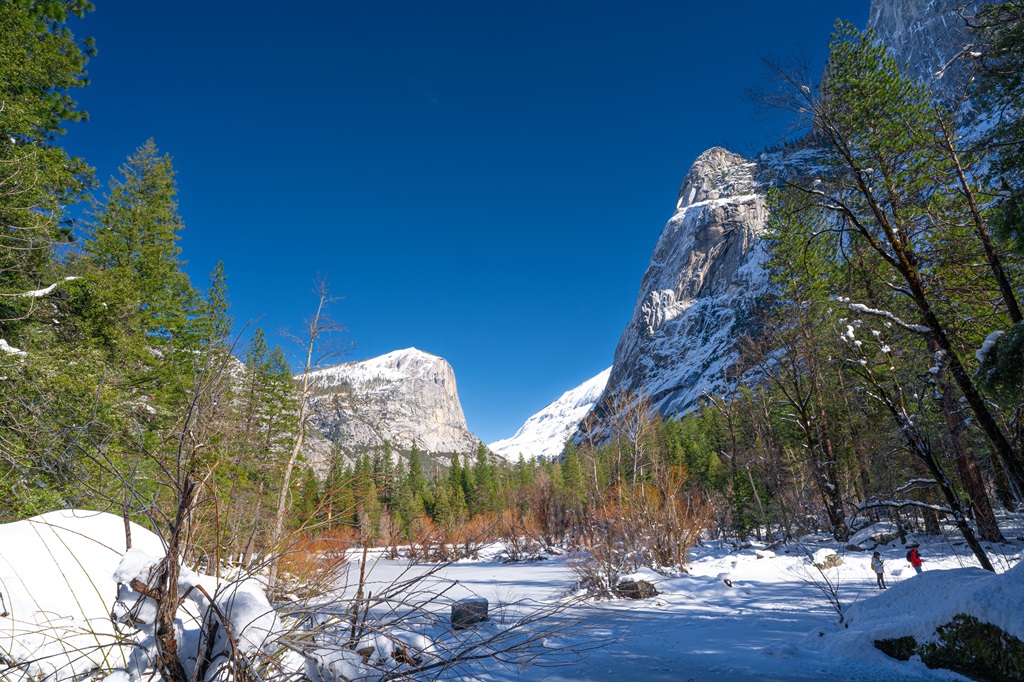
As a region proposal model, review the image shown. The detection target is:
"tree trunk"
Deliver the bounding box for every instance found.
[826,122,1024,504]
[941,118,1023,324]
[930,341,1006,542]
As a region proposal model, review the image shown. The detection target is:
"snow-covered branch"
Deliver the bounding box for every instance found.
[0,339,26,356]
[839,300,930,334]
[0,276,78,299]
[857,498,952,515]
[894,478,939,496]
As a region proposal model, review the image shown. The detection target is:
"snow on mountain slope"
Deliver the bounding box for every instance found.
[868,0,975,86]
[575,3,977,436]
[489,368,611,461]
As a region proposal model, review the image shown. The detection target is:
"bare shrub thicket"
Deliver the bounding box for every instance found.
[498,509,543,562]
[404,515,500,563]
[525,469,577,548]
[281,554,596,682]
[570,480,712,597]
[276,528,356,598]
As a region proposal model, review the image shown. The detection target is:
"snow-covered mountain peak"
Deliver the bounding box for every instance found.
[589,147,769,425]
[306,348,480,456]
[675,147,758,210]
[489,368,611,461]
[311,347,451,391]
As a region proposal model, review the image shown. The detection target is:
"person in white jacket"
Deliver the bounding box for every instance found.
[871,551,887,589]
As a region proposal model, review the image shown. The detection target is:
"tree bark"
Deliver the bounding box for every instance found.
[940,117,1023,324]
[929,339,1006,542]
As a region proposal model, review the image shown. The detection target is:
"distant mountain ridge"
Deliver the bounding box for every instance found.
[306,348,482,458]
[333,0,976,459]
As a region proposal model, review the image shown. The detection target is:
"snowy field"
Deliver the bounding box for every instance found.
[1,510,1022,681]
[338,522,1023,681]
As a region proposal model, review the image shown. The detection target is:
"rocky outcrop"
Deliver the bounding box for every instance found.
[307,348,481,457]
[875,614,1024,681]
[597,147,769,421]
[576,2,976,433]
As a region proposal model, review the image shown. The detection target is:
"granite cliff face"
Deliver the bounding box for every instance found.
[577,0,973,433]
[597,147,769,419]
[307,348,481,457]
[467,0,980,452]
[867,0,974,84]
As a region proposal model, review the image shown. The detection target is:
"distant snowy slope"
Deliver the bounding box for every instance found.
[490,368,611,460]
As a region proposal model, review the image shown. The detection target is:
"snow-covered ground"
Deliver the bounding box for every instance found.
[340,523,1023,681]
[2,511,1022,681]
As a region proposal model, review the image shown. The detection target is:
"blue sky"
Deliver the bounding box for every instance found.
[65,1,869,444]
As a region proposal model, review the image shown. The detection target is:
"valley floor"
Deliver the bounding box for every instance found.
[2,511,1021,681]
[340,518,1024,681]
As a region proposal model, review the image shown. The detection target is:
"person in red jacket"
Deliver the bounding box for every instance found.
[907,545,923,574]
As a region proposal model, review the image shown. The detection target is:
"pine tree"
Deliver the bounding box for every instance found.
[472,443,495,514]
[971,2,1024,256]
[447,452,467,514]
[196,261,233,349]
[760,21,1015,563]
[407,444,427,498]
[372,441,397,508]
[0,1,93,334]
[85,140,196,347]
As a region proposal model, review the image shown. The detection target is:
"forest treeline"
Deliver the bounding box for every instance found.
[2,1,1023,581]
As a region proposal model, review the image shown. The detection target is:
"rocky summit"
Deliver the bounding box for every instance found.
[598,147,769,420]
[306,348,482,457]
[473,0,983,453]
[571,0,977,437]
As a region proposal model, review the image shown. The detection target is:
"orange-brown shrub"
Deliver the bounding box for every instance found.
[569,475,711,597]
[404,513,500,562]
[277,526,356,593]
[498,509,542,562]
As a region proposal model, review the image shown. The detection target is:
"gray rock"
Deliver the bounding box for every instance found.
[616,579,659,599]
[846,522,901,551]
[451,598,489,629]
[813,551,845,571]
[868,0,975,88]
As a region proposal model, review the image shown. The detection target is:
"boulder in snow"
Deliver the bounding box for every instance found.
[812,549,844,570]
[616,579,660,600]
[845,522,901,551]
[451,597,488,629]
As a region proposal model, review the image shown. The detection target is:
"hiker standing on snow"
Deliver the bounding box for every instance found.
[871,551,887,589]
[907,545,923,574]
